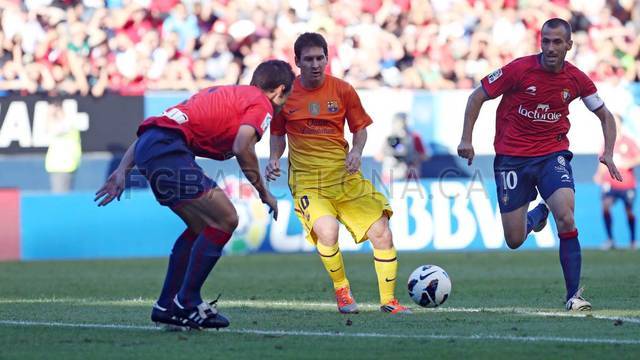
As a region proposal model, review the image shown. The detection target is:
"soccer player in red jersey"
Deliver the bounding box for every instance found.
[457,18,623,311]
[594,115,640,250]
[95,60,295,329]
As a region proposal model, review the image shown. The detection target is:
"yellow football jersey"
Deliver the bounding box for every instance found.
[271,75,373,190]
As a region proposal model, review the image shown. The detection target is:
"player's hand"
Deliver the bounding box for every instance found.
[94,169,126,206]
[265,159,281,182]
[345,149,362,174]
[457,140,475,166]
[260,192,278,220]
[599,153,623,182]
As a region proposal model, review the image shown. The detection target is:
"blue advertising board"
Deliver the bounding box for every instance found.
[18,178,637,260]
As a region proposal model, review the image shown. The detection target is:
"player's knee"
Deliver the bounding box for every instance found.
[370,227,393,249]
[314,224,339,245]
[505,237,524,250]
[555,212,575,232]
[377,233,393,250]
[504,231,525,249]
[223,210,239,231]
[315,232,338,246]
[207,208,238,233]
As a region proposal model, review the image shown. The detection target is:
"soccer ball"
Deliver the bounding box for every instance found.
[407,265,452,308]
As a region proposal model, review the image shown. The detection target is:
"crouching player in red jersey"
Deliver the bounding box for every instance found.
[95,60,295,329]
[458,18,623,311]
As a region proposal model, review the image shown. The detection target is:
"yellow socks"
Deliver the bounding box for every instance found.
[317,242,397,304]
[373,247,398,304]
[316,242,349,290]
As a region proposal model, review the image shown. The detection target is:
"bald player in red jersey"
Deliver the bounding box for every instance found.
[458,18,622,311]
[95,60,295,330]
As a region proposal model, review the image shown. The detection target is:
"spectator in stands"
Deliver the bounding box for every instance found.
[1,0,640,93]
[162,3,198,54]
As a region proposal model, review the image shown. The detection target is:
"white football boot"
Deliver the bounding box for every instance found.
[565,287,592,311]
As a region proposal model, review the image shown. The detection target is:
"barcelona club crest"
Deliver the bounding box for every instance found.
[309,102,320,115]
[327,100,339,113]
[561,88,571,103]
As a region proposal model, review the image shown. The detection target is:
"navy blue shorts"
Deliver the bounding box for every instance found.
[134,127,216,208]
[602,187,636,208]
[493,151,575,213]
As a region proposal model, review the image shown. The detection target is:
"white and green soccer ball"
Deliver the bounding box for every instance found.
[407,265,452,308]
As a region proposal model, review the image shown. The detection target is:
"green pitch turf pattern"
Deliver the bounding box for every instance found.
[0,250,638,359]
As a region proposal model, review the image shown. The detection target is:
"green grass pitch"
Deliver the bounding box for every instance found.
[0,250,639,359]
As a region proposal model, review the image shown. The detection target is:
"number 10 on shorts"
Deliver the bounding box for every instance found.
[499,170,518,206]
[501,171,518,190]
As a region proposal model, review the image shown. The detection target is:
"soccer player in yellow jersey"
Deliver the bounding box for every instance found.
[266,32,410,314]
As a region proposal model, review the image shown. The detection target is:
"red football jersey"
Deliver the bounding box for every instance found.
[137,85,273,160]
[595,134,640,190]
[481,54,601,157]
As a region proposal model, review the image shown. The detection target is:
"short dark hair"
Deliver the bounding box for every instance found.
[542,18,572,40]
[294,32,328,59]
[250,60,295,94]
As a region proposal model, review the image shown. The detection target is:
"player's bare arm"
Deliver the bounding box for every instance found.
[346,128,367,174]
[594,106,623,182]
[266,134,286,181]
[457,86,489,165]
[234,125,278,220]
[94,139,138,206]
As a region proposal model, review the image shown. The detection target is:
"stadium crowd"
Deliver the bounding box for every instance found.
[1,0,640,95]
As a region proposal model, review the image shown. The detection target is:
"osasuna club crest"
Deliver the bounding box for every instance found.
[561,88,571,103]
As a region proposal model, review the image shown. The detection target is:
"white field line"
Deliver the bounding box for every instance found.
[0,319,638,345]
[1,297,639,324]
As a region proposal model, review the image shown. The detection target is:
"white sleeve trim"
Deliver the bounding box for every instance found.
[582,92,604,112]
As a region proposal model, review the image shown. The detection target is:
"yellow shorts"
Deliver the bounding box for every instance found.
[292,177,393,244]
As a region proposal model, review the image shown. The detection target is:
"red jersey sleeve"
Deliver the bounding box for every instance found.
[241,103,273,140]
[628,137,640,158]
[574,68,598,98]
[270,111,287,136]
[480,60,520,99]
[572,68,603,111]
[343,83,373,133]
